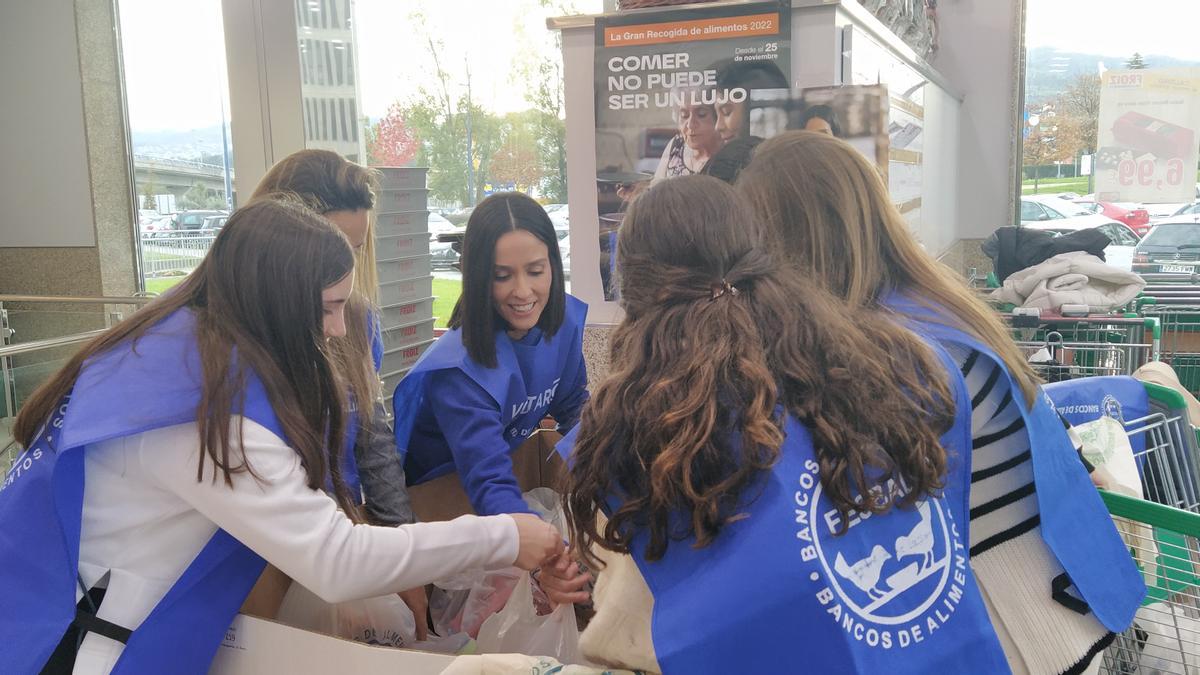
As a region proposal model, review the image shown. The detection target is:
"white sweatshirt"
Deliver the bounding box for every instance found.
[73,417,518,674]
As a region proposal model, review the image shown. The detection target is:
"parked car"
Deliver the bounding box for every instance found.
[1172,201,1200,217]
[175,210,226,231]
[559,233,571,278]
[1132,215,1200,274]
[200,215,228,233]
[139,214,176,238]
[1072,199,1151,236]
[1022,220,1140,271]
[427,212,458,239]
[1020,195,1124,228]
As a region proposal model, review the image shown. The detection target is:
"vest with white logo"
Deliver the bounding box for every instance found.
[0,309,286,674]
[556,331,1009,673]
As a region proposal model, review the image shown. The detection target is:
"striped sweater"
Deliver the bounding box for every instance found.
[951,345,1112,675]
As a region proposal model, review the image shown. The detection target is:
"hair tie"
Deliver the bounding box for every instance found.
[709,279,740,301]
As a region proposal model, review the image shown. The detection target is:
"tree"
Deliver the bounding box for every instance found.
[141,174,161,211]
[489,111,546,191]
[366,101,420,167]
[1059,72,1101,154]
[1126,53,1147,70]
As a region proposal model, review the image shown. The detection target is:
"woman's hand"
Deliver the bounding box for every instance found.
[511,514,566,570]
[535,548,592,606]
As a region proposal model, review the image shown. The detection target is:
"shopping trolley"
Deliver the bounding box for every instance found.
[1139,298,1200,397]
[1098,490,1200,674]
[1125,382,1200,515]
[1004,313,1161,382]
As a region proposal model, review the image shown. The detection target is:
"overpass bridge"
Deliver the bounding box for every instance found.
[133,155,232,195]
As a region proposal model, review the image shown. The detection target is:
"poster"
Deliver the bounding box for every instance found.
[593,1,791,300]
[795,85,891,180]
[1095,67,1200,204]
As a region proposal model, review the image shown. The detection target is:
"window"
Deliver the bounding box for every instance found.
[117,0,233,294]
[1020,200,1045,222]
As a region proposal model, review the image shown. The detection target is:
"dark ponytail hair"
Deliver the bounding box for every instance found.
[564,175,955,565]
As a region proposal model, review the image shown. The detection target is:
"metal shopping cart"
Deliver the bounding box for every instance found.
[1047,378,1200,514]
[1139,299,1200,398]
[1098,490,1200,674]
[1004,313,1161,382]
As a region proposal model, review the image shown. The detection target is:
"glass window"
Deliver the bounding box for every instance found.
[1022,1,1198,201]
[118,0,233,295]
[1020,200,1044,221]
[345,0,603,324]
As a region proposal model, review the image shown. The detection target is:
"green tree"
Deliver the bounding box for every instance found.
[181,182,209,209]
[141,173,161,211]
[1126,53,1147,70]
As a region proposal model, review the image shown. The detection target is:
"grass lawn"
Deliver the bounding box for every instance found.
[432,278,461,329]
[143,276,186,295]
[1021,170,1200,196]
[143,275,460,328]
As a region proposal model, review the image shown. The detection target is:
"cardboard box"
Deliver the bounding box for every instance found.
[210,613,454,674]
[408,429,566,521]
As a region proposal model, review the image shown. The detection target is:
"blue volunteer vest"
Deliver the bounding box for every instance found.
[392,294,587,484]
[557,337,1009,673]
[0,309,287,674]
[885,293,1145,632]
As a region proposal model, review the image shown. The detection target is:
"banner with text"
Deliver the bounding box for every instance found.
[1096,67,1200,204]
[592,1,791,300]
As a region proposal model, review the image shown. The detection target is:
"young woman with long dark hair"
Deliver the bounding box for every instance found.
[0,199,563,674]
[392,192,587,517]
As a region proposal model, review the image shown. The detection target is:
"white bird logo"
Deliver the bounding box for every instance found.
[834,545,892,600]
[894,501,935,570]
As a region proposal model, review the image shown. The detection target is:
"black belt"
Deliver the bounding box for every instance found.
[73,606,132,644]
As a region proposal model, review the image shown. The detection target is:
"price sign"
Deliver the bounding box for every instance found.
[1095,68,1200,204]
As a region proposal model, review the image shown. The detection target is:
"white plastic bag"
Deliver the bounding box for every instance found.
[459,567,522,638]
[475,572,582,664]
[276,583,418,648]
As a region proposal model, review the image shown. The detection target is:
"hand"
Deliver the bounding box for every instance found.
[397,586,430,641]
[511,514,566,570]
[1090,464,1117,491]
[535,548,592,606]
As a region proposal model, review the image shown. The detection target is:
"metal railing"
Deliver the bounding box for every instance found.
[0,295,155,422]
[139,233,216,276]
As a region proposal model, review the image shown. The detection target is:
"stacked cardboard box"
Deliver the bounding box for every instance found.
[374,167,437,409]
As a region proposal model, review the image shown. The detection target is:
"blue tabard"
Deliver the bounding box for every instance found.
[392,294,587,484]
[559,338,1009,673]
[885,293,1145,633]
[0,309,287,674]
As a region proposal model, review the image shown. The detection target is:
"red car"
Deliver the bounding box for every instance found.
[1073,199,1151,236]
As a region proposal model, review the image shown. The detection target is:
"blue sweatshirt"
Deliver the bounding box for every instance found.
[404,326,588,515]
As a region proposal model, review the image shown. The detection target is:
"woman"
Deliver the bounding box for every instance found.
[393,192,588,517]
[799,104,842,137]
[0,199,563,674]
[652,95,724,180]
[737,131,1144,674]
[712,59,789,143]
[247,149,430,634]
[536,175,1009,673]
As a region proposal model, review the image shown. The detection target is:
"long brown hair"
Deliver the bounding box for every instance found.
[13,199,362,516]
[252,149,381,422]
[564,176,955,565]
[738,131,1039,404]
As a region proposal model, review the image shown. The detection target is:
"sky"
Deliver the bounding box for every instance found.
[1025,0,1200,61]
[116,0,1195,133]
[117,0,601,133]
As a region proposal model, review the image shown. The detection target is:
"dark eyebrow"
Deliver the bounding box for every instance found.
[323,298,347,306]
